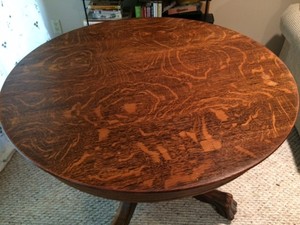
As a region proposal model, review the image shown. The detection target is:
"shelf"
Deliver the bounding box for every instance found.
[82,0,213,25]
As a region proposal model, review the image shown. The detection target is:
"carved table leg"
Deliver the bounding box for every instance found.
[194,190,237,220]
[111,202,137,225]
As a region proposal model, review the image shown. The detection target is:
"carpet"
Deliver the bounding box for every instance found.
[1,129,300,225]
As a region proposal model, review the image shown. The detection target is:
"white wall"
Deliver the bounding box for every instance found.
[38,0,85,38]
[210,0,300,54]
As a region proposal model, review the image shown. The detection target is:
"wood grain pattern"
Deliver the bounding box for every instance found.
[0,18,298,202]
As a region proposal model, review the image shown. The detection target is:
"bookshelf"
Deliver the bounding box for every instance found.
[82,0,131,25]
[164,0,213,23]
[82,0,213,25]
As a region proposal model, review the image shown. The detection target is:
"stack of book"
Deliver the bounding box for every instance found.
[164,1,205,15]
[166,2,205,15]
[87,0,123,21]
[134,1,163,18]
[162,0,214,23]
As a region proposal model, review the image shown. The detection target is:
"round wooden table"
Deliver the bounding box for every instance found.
[0,18,298,224]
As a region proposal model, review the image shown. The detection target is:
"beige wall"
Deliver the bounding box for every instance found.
[210,0,300,54]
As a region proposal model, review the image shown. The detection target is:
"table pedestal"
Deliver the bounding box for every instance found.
[111,190,237,225]
[112,202,137,225]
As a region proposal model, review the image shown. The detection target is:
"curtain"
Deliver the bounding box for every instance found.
[0,0,50,171]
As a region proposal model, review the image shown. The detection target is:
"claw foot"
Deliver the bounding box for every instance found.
[194,190,237,220]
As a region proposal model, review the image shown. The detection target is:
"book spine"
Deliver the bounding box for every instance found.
[89,5,122,10]
[153,1,157,17]
[143,6,147,17]
[157,1,162,17]
[135,5,142,18]
[150,2,154,17]
[146,3,151,17]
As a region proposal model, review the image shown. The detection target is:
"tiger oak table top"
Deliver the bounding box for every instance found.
[0,18,298,202]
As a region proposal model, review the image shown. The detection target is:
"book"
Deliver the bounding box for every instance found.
[163,1,176,13]
[89,0,122,10]
[167,3,202,15]
[153,2,157,17]
[157,1,162,17]
[89,5,121,10]
[89,10,122,20]
[146,3,151,17]
[135,1,162,18]
[135,5,142,18]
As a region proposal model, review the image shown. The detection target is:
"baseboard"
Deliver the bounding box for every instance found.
[0,124,16,172]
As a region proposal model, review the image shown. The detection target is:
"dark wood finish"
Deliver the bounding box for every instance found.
[0,17,298,208]
[57,171,242,202]
[111,202,137,225]
[194,190,237,220]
